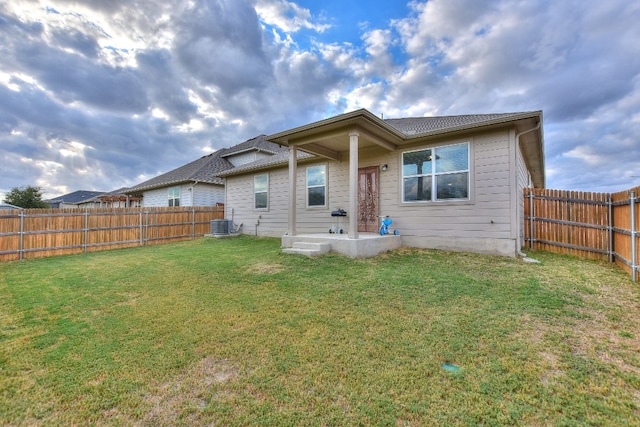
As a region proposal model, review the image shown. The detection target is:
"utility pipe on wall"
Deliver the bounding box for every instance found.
[631,191,637,282]
[515,120,541,255]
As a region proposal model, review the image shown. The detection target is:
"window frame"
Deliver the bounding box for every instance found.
[253,173,269,211]
[168,186,181,207]
[306,164,327,208]
[401,142,470,203]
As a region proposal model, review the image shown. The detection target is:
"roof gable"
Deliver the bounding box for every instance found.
[126,153,231,193]
[125,135,287,193]
[220,134,285,158]
[218,150,316,177]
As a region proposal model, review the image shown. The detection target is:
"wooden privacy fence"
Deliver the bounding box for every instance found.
[524,186,639,281]
[0,206,225,262]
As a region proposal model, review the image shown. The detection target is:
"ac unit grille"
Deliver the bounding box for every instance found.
[210,219,231,235]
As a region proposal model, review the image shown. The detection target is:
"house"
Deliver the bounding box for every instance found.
[219,108,544,258]
[96,188,143,208]
[47,190,106,209]
[0,203,23,210]
[124,135,285,207]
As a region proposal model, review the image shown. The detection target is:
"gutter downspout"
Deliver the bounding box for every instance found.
[190,181,199,206]
[515,120,541,257]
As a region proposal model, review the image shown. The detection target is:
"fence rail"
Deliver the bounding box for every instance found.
[0,206,224,262]
[524,186,639,281]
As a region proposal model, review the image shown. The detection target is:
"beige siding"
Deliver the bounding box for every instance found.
[225,169,290,237]
[192,184,225,206]
[142,184,222,207]
[227,127,525,256]
[294,160,351,234]
[379,129,517,256]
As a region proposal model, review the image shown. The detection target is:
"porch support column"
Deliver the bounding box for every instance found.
[288,145,297,236]
[349,131,359,239]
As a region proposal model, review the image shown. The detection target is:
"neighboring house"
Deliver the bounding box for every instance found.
[124,135,286,207]
[96,188,142,208]
[0,203,23,210]
[47,190,106,209]
[220,108,544,258]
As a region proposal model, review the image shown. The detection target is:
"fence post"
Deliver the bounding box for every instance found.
[145,211,149,246]
[139,210,143,246]
[529,189,534,250]
[192,208,196,240]
[631,191,637,282]
[19,210,24,261]
[608,194,613,263]
[84,210,89,253]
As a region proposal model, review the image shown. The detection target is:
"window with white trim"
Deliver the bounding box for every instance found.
[402,142,469,202]
[306,164,326,207]
[254,174,269,210]
[168,186,180,206]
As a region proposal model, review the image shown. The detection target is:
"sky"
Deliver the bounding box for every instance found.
[1,0,639,201]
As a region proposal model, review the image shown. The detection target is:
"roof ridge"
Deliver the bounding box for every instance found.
[384,111,534,120]
[384,111,541,136]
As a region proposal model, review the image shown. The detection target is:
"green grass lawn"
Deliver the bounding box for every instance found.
[1,236,639,426]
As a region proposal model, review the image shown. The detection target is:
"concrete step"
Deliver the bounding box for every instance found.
[282,242,331,257]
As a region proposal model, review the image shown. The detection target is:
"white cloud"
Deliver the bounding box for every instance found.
[255,0,331,33]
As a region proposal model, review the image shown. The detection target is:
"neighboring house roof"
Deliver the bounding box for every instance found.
[47,190,106,204]
[0,203,23,210]
[96,187,142,203]
[125,153,230,193]
[125,135,286,193]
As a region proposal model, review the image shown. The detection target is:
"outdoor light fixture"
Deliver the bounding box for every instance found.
[382,164,388,171]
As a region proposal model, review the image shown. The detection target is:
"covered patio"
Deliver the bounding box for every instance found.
[268,109,404,257]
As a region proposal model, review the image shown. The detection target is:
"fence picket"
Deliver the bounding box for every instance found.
[524,186,640,281]
[0,206,224,262]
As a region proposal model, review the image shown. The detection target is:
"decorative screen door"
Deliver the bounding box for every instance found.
[358,166,380,232]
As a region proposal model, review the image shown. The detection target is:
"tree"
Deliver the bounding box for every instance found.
[4,186,49,208]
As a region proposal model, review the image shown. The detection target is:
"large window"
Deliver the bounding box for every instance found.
[254,174,268,210]
[168,186,180,207]
[306,164,326,207]
[402,142,469,202]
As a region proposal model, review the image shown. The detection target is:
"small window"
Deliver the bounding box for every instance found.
[306,164,326,207]
[254,174,269,210]
[168,186,180,207]
[402,142,469,202]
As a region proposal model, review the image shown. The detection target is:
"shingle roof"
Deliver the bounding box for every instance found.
[220,134,285,158]
[125,152,231,193]
[47,190,106,204]
[384,112,533,136]
[217,150,316,177]
[125,135,287,193]
[0,203,23,210]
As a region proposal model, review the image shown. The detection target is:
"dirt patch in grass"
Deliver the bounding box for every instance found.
[515,314,566,386]
[134,356,238,425]
[246,262,285,274]
[564,268,640,376]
